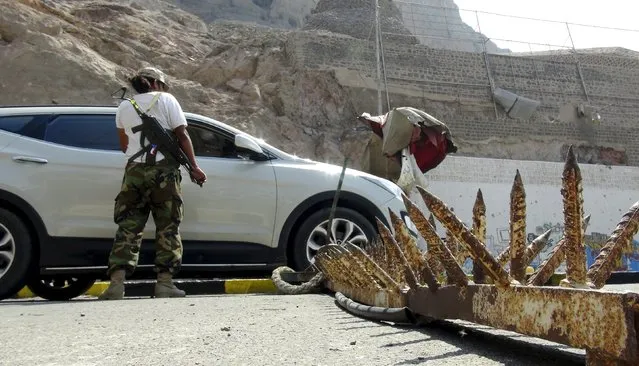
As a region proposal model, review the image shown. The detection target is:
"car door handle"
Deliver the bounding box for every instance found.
[12,156,49,164]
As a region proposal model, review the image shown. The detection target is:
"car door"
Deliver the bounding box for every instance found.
[1,112,126,239]
[179,120,278,249]
[0,115,33,152]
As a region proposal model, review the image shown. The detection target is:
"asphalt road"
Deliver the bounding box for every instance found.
[0,289,603,366]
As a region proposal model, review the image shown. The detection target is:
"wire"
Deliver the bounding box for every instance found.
[393,0,639,34]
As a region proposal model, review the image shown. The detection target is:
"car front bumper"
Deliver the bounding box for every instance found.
[381,194,432,252]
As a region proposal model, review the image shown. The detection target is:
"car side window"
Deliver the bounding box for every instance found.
[0,115,35,134]
[187,123,242,159]
[43,114,120,151]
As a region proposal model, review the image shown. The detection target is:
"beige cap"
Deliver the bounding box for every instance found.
[136,66,169,87]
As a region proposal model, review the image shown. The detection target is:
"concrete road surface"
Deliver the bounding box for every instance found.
[0,291,596,366]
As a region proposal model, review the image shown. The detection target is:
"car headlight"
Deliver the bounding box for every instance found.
[360,176,403,199]
[400,210,419,238]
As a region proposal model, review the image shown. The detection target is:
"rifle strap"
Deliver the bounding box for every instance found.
[127,93,162,165]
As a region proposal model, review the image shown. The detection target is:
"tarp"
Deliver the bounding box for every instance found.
[358,106,458,173]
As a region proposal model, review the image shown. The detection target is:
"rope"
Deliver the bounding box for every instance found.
[271,266,326,295]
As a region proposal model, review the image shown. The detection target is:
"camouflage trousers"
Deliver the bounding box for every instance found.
[107,159,184,277]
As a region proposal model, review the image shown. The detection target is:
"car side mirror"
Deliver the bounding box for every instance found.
[235,133,268,160]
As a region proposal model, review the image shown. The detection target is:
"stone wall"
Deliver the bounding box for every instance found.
[285,31,639,166]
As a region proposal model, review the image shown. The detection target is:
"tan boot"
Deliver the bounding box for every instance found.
[154,272,186,298]
[98,269,126,300]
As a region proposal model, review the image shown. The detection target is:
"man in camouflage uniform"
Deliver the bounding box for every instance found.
[99,67,207,300]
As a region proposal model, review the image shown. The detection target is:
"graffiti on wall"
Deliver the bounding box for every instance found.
[488,222,639,272]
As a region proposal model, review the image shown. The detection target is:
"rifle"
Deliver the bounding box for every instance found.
[112,88,203,187]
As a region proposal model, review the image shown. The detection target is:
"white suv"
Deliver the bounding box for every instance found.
[0,105,412,300]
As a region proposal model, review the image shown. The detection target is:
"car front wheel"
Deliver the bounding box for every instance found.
[26,275,96,301]
[292,207,377,270]
[0,208,33,301]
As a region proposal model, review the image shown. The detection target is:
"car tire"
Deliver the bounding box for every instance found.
[26,275,97,301]
[292,207,377,271]
[0,208,33,301]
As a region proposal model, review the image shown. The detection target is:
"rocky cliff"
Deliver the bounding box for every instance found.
[171,0,319,29]
[2,0,635,172]
[1,0,369,165]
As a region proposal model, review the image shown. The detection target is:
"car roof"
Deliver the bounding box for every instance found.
[0,104,240,133]
[0,104,295,160]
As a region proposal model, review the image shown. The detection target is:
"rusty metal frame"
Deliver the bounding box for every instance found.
[315,146,639,365]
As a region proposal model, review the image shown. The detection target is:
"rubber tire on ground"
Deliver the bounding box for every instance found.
[292,207,377,271]
[26,275,97,301]
[0,208,33,301]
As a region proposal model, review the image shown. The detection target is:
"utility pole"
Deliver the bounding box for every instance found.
[375,0,383,115]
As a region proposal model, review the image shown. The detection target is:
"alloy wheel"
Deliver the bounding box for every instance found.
[0,223,16,280]
[306,218,368,263]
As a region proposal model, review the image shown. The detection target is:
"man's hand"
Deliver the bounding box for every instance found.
[190,166,207,185]
[173,125,207,185]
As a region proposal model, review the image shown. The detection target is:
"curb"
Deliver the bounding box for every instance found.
[13,278,278,300]
[13,271,637,300]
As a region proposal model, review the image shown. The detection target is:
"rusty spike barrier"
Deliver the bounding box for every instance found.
[366,224,403,286]
[374,218,409,286]
[560,145,590,288]
[509,170,527,283]
[376,217,420,289]
[315,244,406,308]
[445,228,460,261]
[317,150,639,365]
[523,229,552,266]
[405,285,639,365]
[348,243,402,292]
[414,186,515,287]
[471,189,487,284]
[402,194,469,287]
[527,214,592,286]
[587,201,639,288]
[388,210,440,291]
[496,229,552,268]
[426,214,446,281]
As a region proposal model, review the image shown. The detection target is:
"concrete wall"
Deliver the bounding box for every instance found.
[285,31,639,167]
[405,155,639,272]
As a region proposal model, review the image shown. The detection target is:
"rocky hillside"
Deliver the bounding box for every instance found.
[0,0,370,165]
[170,0,319,29]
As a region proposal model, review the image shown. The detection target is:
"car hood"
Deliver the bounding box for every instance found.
[274,155,404,200]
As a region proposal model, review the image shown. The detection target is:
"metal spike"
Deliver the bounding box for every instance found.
[389,209,439,290]
[341,245,385,291]
[425,213,444,280]
[373,220,405,285]
[496,246,510,267]
[510,170,527,282]
[524,229,552,266]
[527,215,592,286]
[376,218,419,289]
[402,194,469,287]
[414,187,515,287]
[344,242,402,292]
[587,201,639,288]
[560,145,589,288]
[445,229,460,261]
[472,188,487,284]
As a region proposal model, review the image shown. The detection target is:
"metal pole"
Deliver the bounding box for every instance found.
[375,0,383,115]
[475,11,498,119]
[327,157,349,244]
[566,22,591,104]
